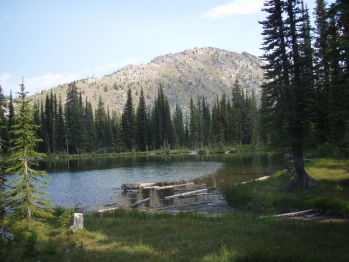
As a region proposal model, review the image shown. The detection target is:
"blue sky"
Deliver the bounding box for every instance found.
[1,0,317,96]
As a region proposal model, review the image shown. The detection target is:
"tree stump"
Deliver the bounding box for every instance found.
[74,213,83,229]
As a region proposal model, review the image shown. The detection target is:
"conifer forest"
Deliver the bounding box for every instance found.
[0,0,348,160]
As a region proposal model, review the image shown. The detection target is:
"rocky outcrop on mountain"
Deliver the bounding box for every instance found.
[32,47,265,114]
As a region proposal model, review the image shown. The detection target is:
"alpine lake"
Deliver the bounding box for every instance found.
[38,153,282,212]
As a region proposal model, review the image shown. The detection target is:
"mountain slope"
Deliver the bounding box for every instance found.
[32,47,265,114]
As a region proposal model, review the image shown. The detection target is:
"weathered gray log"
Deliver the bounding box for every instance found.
[131,198,150,207]
[239,176,272,185]
[143,182,194,190]
[98,207,119,213]
[164,189,207,199]
[274,209,315,218]
[73,213,83,229]
[121,183,156,189]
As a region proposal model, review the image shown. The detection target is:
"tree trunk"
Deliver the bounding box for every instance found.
[292,140,309,189]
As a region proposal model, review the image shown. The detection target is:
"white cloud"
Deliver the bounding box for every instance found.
[203,0,263,19]
[0,58,139,96]
[0,73,80,96]
[83,58,139,77]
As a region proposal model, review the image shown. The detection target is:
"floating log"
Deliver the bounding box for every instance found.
[164,189,208,199]
[98,207,119,213]
[143,183,194,190]
[131,198,150,207]
[121,183,156,190]
[239,176,272,185]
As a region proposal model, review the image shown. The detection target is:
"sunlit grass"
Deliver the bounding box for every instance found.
[2,158,349,261]
[1,208,349,261]
[224,158,349,215]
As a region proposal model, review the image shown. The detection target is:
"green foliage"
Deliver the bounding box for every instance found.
[20,231,37,258]
[58,207,74,229]
[4,83,54,227]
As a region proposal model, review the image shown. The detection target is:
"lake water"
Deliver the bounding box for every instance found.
[39,153,281,212]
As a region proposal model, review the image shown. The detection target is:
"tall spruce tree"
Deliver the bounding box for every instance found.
[0,85,6,221]
[4,82,53,227]
[136,87,148,151]
[121,88,136,152]
[7,91,15,152]
[54,97,66,153]
[260,0,315,189]
[64,82,83,154]
[95,96,107,148]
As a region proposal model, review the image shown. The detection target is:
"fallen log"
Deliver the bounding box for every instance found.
[274,209,315,218]
[143,183,194,190]
[98,207,119,213]
[239,176,272,185]
[131,198,150,207]
[260,209,315,218]
[121,183,156,190]
[164,189,207,199]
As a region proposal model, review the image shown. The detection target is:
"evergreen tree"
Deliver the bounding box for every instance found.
[121,88,136,151]
[189,97,198,148]
[260,0,315,189]
[136,87,148,151]
[7,90,15,152]
[231,78,244,144]
[0,85,8,153]
[326,0,349,144]
[173,104,185,148]
[64,82,83,154]
[3,82,53,227]
[0,85,6,221]
[313,0,330,143]
[54,97,66,153]
[82,98,96,152]
[95,95,107,148]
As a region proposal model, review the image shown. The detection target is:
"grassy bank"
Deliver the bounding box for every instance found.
[1,158,349,262]
[41,144,265,160]
[224,158,349,215]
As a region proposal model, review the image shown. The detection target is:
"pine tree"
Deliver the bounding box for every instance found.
[189,97,198,148]
[7,90,15,152]
[260,0,315,189]
[0,85,6,221]
[95,95,107,148]
[64,82,83,154]
[121,88,136,152]
[173,104,185,148]
[82,99,96,152]
[326,0,349,144]
[3,82,53,227]
[54,97,66,154]
[136,87,148,151]
[313,0,331,143]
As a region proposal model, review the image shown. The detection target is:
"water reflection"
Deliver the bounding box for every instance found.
[39,154,280,212]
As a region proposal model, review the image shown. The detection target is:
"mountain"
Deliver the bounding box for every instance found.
[32,47,265,114]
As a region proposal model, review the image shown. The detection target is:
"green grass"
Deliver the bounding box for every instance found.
[224,158,349,215]
[2,158,349,261]
[1,209,349,262]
